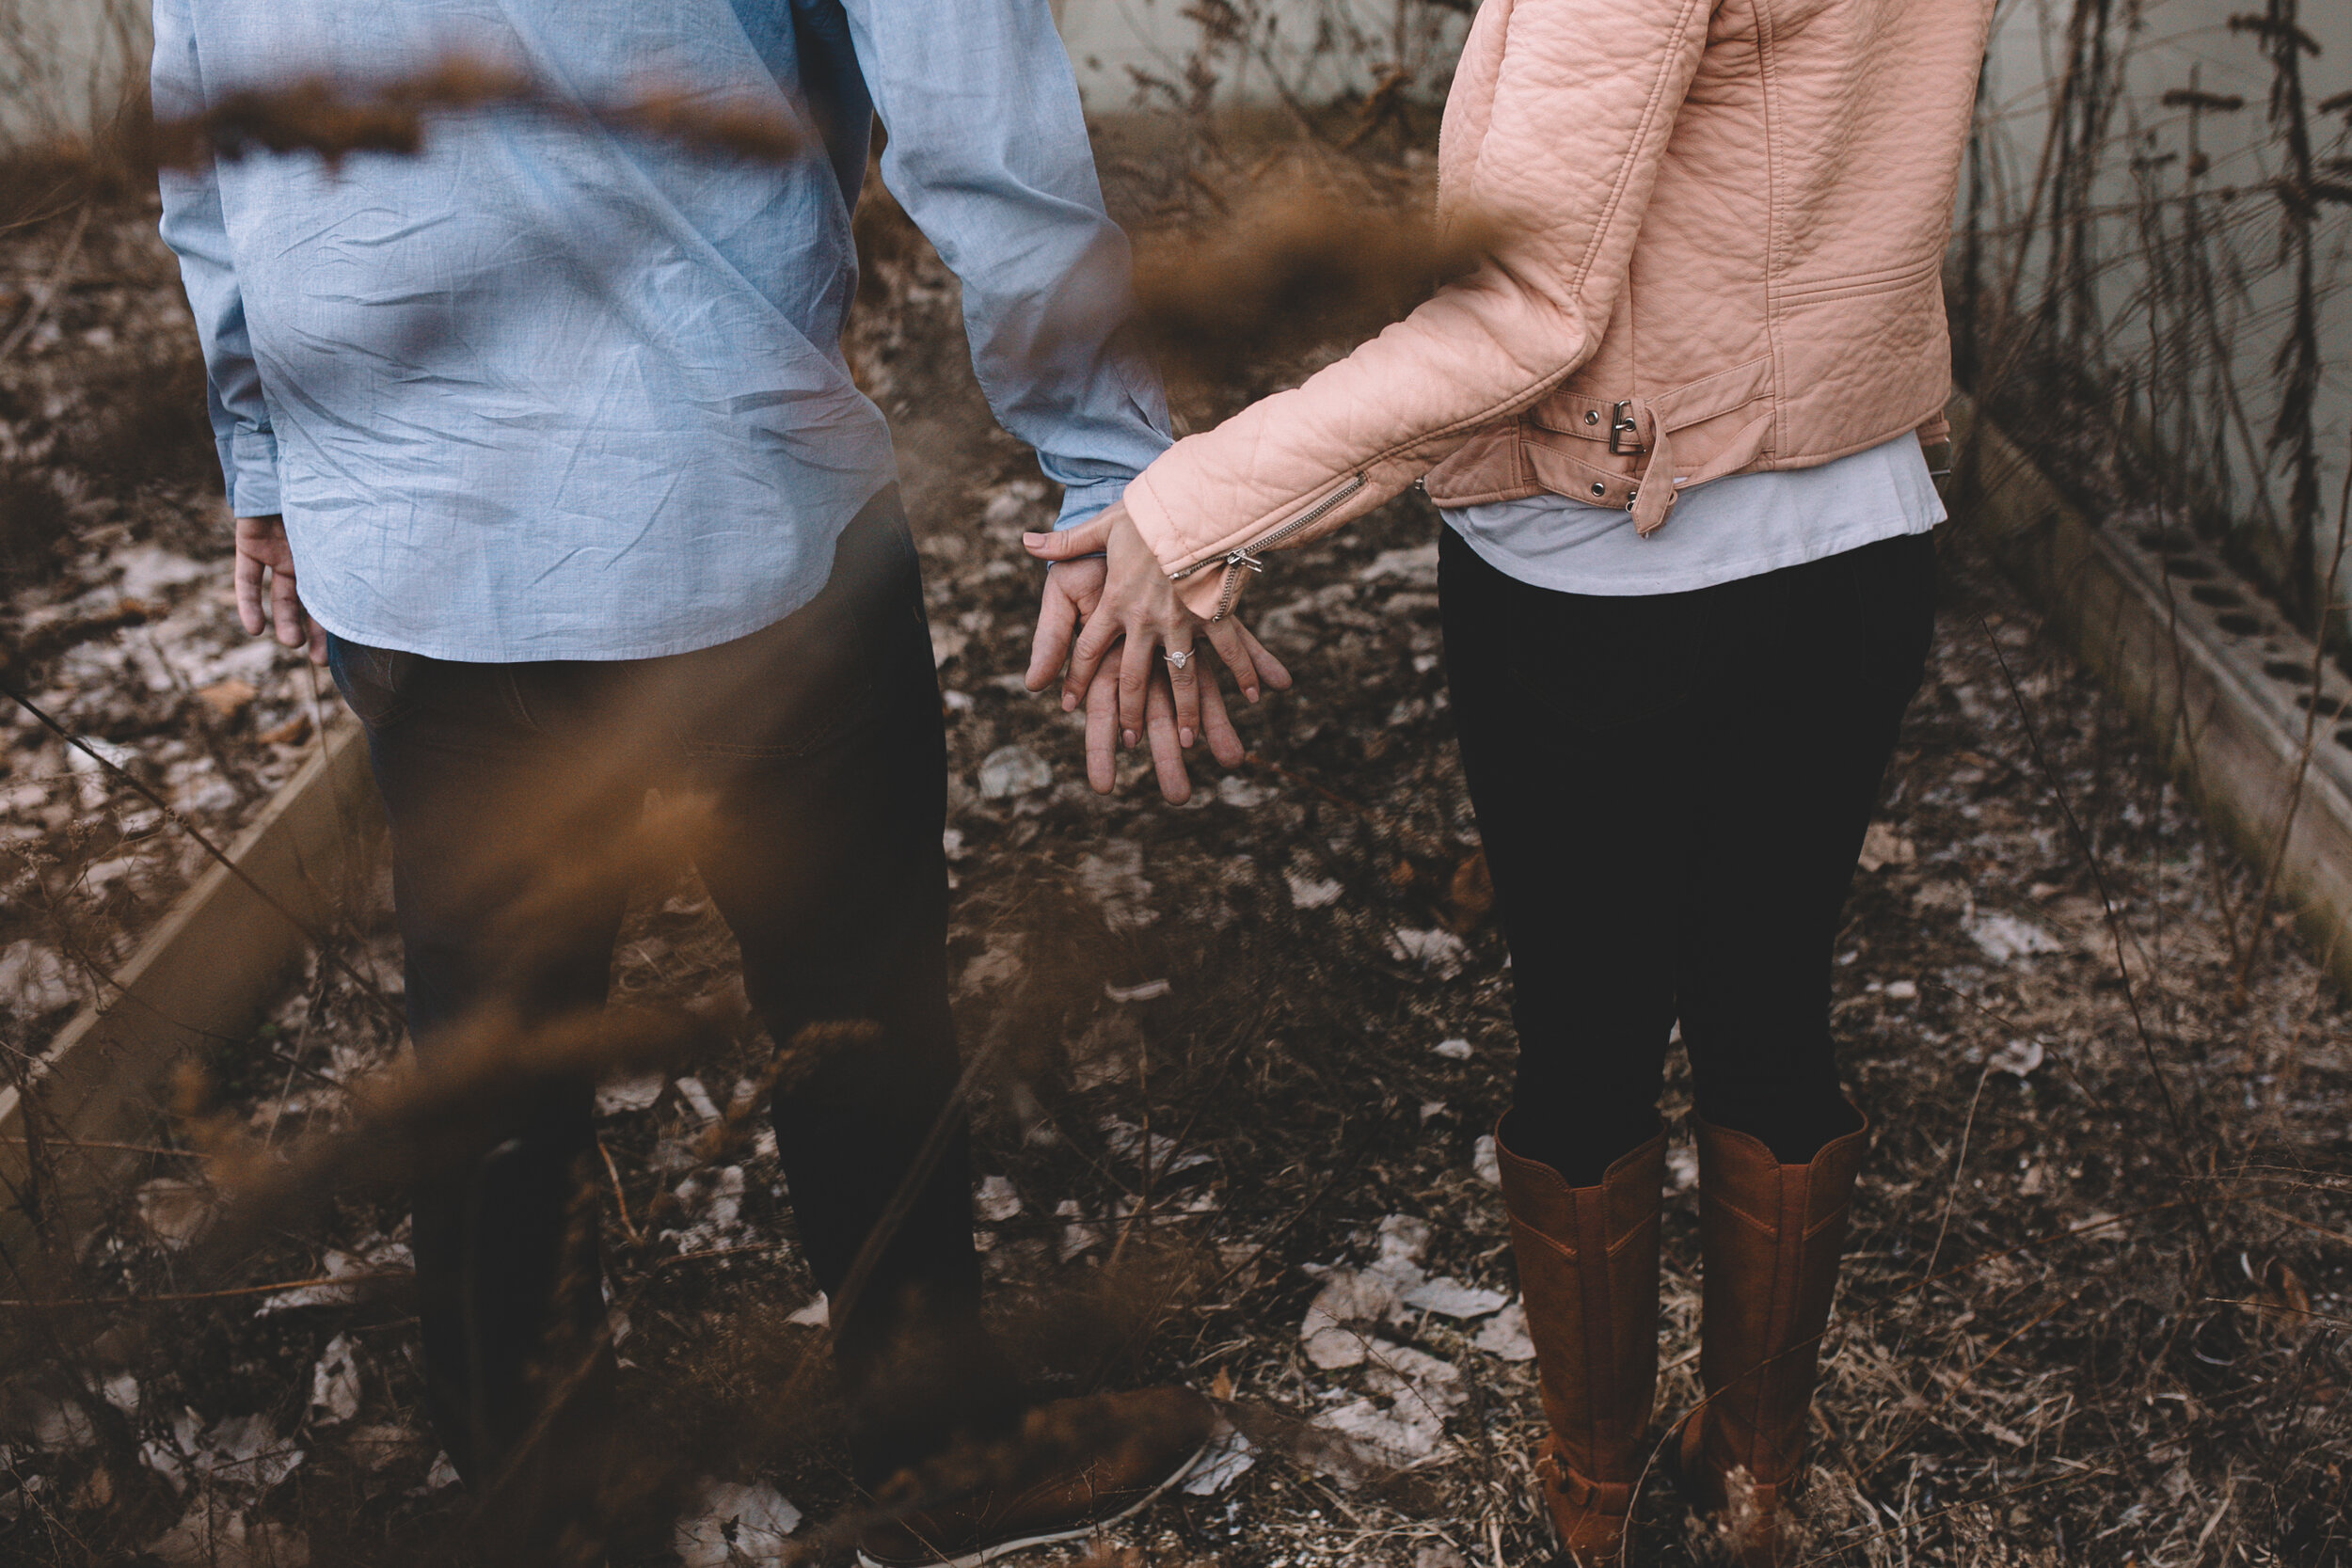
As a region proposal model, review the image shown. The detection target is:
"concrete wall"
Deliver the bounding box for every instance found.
[0,0,1464,139]
[1973,0,2352,593]
[0,0,141,139]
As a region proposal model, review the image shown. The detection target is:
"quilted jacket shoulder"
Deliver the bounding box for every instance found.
[1125,0,1998,619]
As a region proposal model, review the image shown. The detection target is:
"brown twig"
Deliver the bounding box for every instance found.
[0,1271,408,1310]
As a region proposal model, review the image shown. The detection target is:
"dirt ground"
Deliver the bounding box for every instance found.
[3,153,2350,1568]
[0,186,329,1060]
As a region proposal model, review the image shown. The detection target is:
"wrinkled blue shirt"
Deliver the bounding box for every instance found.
[154,0,1168,660]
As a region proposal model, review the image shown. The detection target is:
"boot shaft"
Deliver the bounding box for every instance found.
[1692,1113,1867,1483]
[1496,1127,1667,1483]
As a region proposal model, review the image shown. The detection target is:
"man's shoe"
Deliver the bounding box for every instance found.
[854,1386,1216,1568]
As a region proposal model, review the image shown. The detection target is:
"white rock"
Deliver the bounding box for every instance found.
[1286,873,1343,910]
[0,941,78,1016]
[1387,927,1467,979]
[959,934,1026,998]
[1666,1144,1699,1194]
[1216,775,1273,809]
[1432,1037,1472,1060]
[1990,1038,2046,1078]
[787,1293,829,1328]
[1400,1276,1508,1321]
[1104,976,1170,1003]
[1068,1011,1142,1092]
[1856,821,1916,872]
[1473,1302,1537,1362]
[1357,544,1439,587]
[595,1070,665,1115]
[191,1413,304,1494]
[1376,1215,1432,1262]
[65,735,137,773]
[253,1238,411,1315]
[1298,1215,1438,1359]
[1965,911,2063,963]
[977,745,1053,800]
[1364,1340,1464,1405]
[981,483,1046,527]
[1054,1199,1106,1261]
[115,545,211,601]
[1076,841,1157,930]
[675,1478,802,1567]
[675,1076,723,1123]
[307,1336,360,1428]
[1182,1426,1258,1495]
[29,1395,95,1450]
[665,1164,746,1252]
[1097,1116,1202,1174]
[142,1431,190,1494]
[1307,1340,1468,1466]
[135,1178,217,1251]
[1314,1395,1444,1466]
[976,1176,1023,1223]
[1472,1135,1501,1186]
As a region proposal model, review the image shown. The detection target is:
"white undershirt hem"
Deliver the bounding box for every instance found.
[1439,433,1947,596]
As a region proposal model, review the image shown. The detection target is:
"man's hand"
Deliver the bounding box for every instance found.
[1025,501,1289,745]
[1024,542,1291,804]
[234,515,327,666]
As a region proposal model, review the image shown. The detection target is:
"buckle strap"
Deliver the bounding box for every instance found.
[1534,392,1650,452]
[1544,1450,1636,1513]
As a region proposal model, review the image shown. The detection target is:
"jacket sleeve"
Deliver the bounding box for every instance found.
[153,0,280,518]
[837,0,1170,529]
[1124,0,1716,617]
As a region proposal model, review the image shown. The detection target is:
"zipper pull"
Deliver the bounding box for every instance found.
[1225,545,1267,576]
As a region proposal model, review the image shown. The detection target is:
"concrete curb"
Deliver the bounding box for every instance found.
[1,716,385,1237]
[1951,394,2352,995]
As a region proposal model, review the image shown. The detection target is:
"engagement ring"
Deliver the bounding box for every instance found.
[1163,648,1192,672]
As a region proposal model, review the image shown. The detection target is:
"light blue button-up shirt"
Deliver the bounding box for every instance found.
[154,0,1168,661]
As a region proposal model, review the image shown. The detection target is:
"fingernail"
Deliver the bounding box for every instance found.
[1123,729,1137,748]
[1245,687,1260,704]
[1062,692,1076,712]
[1179,727,1195,747]
[1021,531,1045,545]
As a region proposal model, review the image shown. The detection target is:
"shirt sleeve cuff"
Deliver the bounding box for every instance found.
[1053,476,1130,531]
[223,425,281,516]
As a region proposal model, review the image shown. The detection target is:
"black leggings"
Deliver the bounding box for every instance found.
[1439,527,1935,1183]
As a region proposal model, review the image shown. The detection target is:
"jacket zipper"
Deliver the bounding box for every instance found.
[1170,473,1366,619]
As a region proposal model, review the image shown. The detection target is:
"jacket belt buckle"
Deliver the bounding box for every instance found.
[1608,401,1641,456]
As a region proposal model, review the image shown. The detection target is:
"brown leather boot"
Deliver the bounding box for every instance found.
[1496,1123,1666,1566]
[1671,1110,1868,1566]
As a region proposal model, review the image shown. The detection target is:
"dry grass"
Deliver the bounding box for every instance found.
[0,37,2346,1568]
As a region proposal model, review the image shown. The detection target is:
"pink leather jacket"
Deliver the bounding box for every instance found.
[1125,0,1997,620]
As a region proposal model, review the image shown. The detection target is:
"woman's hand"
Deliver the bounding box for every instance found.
[1024,542,1290,803]
[1024,500,1287,749]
